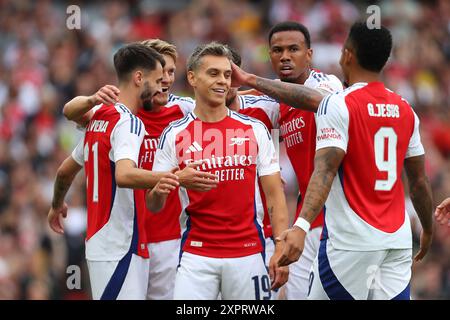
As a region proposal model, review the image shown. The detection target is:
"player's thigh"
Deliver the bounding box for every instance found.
[87,254,148,300]
[147,239,180,300]
[285,227,321,300]
[221,253,271,300]
[173,252,221,300]
[308,239,385,300]
[116,253,149,300]
[86,260,117,300]
[369,249,412,300]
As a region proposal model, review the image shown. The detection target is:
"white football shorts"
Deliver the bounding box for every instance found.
[87,253,149,300]
[308,236,412,300]
[146,238,180,300]
[174,252,271,300]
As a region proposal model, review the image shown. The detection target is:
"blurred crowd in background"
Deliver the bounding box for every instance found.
[0,0,449,300]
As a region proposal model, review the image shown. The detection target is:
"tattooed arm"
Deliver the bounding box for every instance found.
[404,155,433,261]
[48,156,83,234]
[231,62,325,112]
[276,147,345,267]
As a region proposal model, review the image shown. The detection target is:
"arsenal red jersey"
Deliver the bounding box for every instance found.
[153,109,280,258]
[72,103,146,261]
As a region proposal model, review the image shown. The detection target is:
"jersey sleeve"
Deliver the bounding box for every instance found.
[153,126,178,172]
[405,111,425,158]
[315,94,349,152]
[71,134,85,166]
[315,74,344,94]
[240,95,280,129]
[110,114,145,166]
[253,121,280,176]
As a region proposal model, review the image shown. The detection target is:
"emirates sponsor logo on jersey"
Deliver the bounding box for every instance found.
[280,117,305,137]
[184,154,254,170]
[144,137,159,150]
[139,137,160,167]
[86,120,109,133]
[284,132,304,148]
[184,155,254,182]
[176,122,260,182]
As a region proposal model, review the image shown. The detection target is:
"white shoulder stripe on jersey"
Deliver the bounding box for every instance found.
[317,94,333,116]
[158,113,193,149]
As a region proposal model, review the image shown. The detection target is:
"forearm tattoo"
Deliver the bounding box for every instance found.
[254,77,325,111]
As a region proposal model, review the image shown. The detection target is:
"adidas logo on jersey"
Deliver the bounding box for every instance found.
[185,141,203,154]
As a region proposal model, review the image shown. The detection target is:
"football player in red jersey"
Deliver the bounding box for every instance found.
[48,43,216,300]
[148,42,289,300]
[58,39,218,300]
[230,22,342,299]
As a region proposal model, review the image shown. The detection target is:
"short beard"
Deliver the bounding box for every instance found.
[141,81,154,111]
[142,99,153,111]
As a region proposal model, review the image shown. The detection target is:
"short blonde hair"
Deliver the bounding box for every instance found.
[141,39,178,63]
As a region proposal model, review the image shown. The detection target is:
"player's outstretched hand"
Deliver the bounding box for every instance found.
[89,85,120,106]
[48,203,68,234]
[435,197,450,227]
[275,227,306,267]
[414,230,433,262]
[177,162,218,191]
[153,169,179,196]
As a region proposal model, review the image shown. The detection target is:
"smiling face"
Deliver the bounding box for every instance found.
[269,30,312,84]
[151,54,176,107]
[188,55,231,107]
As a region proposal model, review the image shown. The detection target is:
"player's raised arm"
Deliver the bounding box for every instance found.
[63,85,120,126]
[231,62,325,112]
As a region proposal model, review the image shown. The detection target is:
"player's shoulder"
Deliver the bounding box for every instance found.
[306,69,343,94]
[384,86,413,108]
[309,69,341,84]
[316,89,350,117]
[240,94,278,108]
[167,94,195,107]
[161,111,195,135]
[229,110,271,136]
